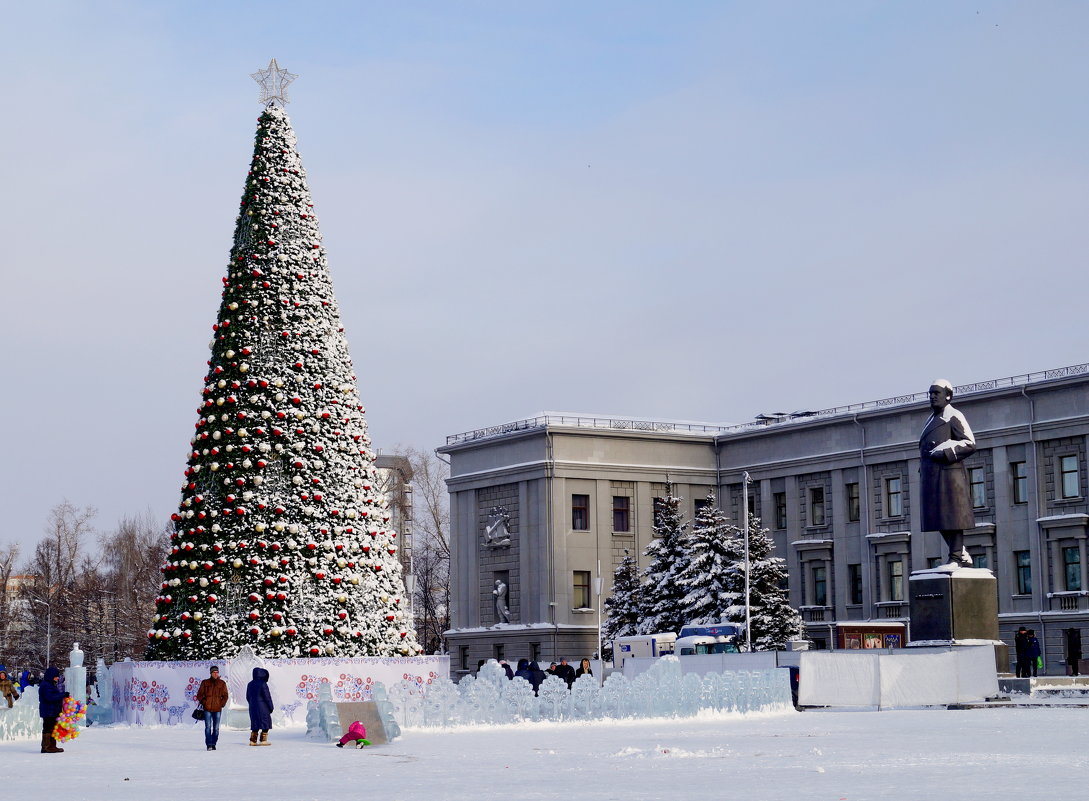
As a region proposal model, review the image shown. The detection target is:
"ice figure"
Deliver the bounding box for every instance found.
[537,674,570,720]
[679,672,703,717]
[65,642,88,716]
[395,658,793,730]
[87,658,114,726]
[569,673,598,719]
[389,679,426,728]
[0,685,40,741]
[599,672,631,718]
[305,680,340,740]
[502,676,538,721]
[420,675,460,727]
[371,683,401,740]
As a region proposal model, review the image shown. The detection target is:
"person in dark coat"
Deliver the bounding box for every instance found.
[499,660,514,680]
[919,380,977,567]
[526,661,547,695]
[1014,627,1031,678]
[39,666,67,754]
[555,657,576,688]
[246,667,274,746]
[513,658,532,683]
[574,658,594,681]
[1026,630,1042,677]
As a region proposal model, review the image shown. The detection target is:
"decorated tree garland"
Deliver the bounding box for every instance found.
[146,63,421,660]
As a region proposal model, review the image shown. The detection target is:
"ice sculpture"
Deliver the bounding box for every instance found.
[390,656,793,729]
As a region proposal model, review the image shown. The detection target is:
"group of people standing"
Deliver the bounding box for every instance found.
[499,657,594,694]
[1014,627,1042,678]
[193,665,275,750]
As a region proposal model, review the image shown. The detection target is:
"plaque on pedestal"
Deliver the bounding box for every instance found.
[908,566,999,643]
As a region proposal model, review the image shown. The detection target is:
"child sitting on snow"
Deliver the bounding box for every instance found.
[336,720,372,748]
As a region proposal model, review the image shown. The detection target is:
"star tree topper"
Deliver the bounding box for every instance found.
[251,58,298,106]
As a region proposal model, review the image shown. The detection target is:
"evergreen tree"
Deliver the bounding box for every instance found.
[677,492,742,625]
[146,100,421,660]
[602,551,641,649]
[723,515,803,650]
[638,485,690,635]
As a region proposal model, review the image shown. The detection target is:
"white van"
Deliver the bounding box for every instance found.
[613,633,677,668]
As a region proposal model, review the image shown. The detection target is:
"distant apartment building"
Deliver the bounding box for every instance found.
[439,364,1089,676]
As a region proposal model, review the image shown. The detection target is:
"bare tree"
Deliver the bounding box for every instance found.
[17,501,97,669]
[98,511,170,662]
[400,446,450,654]
[0,541,21,667]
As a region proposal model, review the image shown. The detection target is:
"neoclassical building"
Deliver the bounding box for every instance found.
[439,364,1089,676]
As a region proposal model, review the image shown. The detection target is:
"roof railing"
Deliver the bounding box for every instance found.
[444,362,1089,446]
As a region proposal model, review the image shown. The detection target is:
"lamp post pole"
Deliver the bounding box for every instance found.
[31,597,53,669]
[742,472,752,652]
[595,559,603,686]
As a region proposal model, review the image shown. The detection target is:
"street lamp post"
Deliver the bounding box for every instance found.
[742,472,752,652]
[30,597,52,669]
[595,559,603,686]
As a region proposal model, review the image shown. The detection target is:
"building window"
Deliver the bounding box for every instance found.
[612,496,630,532]
[928,557,942,569]
[848,563,863,605]
[1060,455,1080,499]
[846,483,860,522]
[571,494,589,530]
[1015,551,1032,595]
[693,497,710,519]
[809,487,826,526]
[885,477,903,518]
[972,553,988,570]
[530,642,540,662]
[1011,461,1028,504]
[494,643,504,662]
[968,467,986,508]
[888,560,904,602]
[812,565,827,606]
[773,492,787,529]
[1064,547,1082,592]
[573,570,592,609]
[460,646,469,671]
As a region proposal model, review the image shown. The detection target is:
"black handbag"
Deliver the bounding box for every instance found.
[192,706,206,721]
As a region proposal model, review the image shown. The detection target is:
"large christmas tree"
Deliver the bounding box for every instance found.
[147,62,421,660]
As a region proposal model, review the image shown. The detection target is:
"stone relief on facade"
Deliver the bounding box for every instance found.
[483,505,512,548]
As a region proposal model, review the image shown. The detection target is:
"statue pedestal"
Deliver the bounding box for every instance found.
[908,566,1007,672]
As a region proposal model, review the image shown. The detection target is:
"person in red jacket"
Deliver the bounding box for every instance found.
[195,666,229,751]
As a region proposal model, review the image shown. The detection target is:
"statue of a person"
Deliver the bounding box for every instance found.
[919,379,977,567]
[493,579,510,624]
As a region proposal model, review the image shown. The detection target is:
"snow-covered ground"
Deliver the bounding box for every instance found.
[4,707,1088,801]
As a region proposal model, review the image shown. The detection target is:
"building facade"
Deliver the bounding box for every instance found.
[439,365,1089,676]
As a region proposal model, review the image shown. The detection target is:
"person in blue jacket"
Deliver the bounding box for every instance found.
[246,667,274,746]
[39,666,67,754]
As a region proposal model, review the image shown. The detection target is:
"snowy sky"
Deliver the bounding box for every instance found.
[2,1,1087,551]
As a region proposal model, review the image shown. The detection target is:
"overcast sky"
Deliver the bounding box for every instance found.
[2,1,1087,552]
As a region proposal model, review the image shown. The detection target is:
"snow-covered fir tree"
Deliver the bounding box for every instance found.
[146,99,421,660]
[638,485,690,635]
[677,492,743,625]
[602,551,642,648]
[723,515,803,650]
